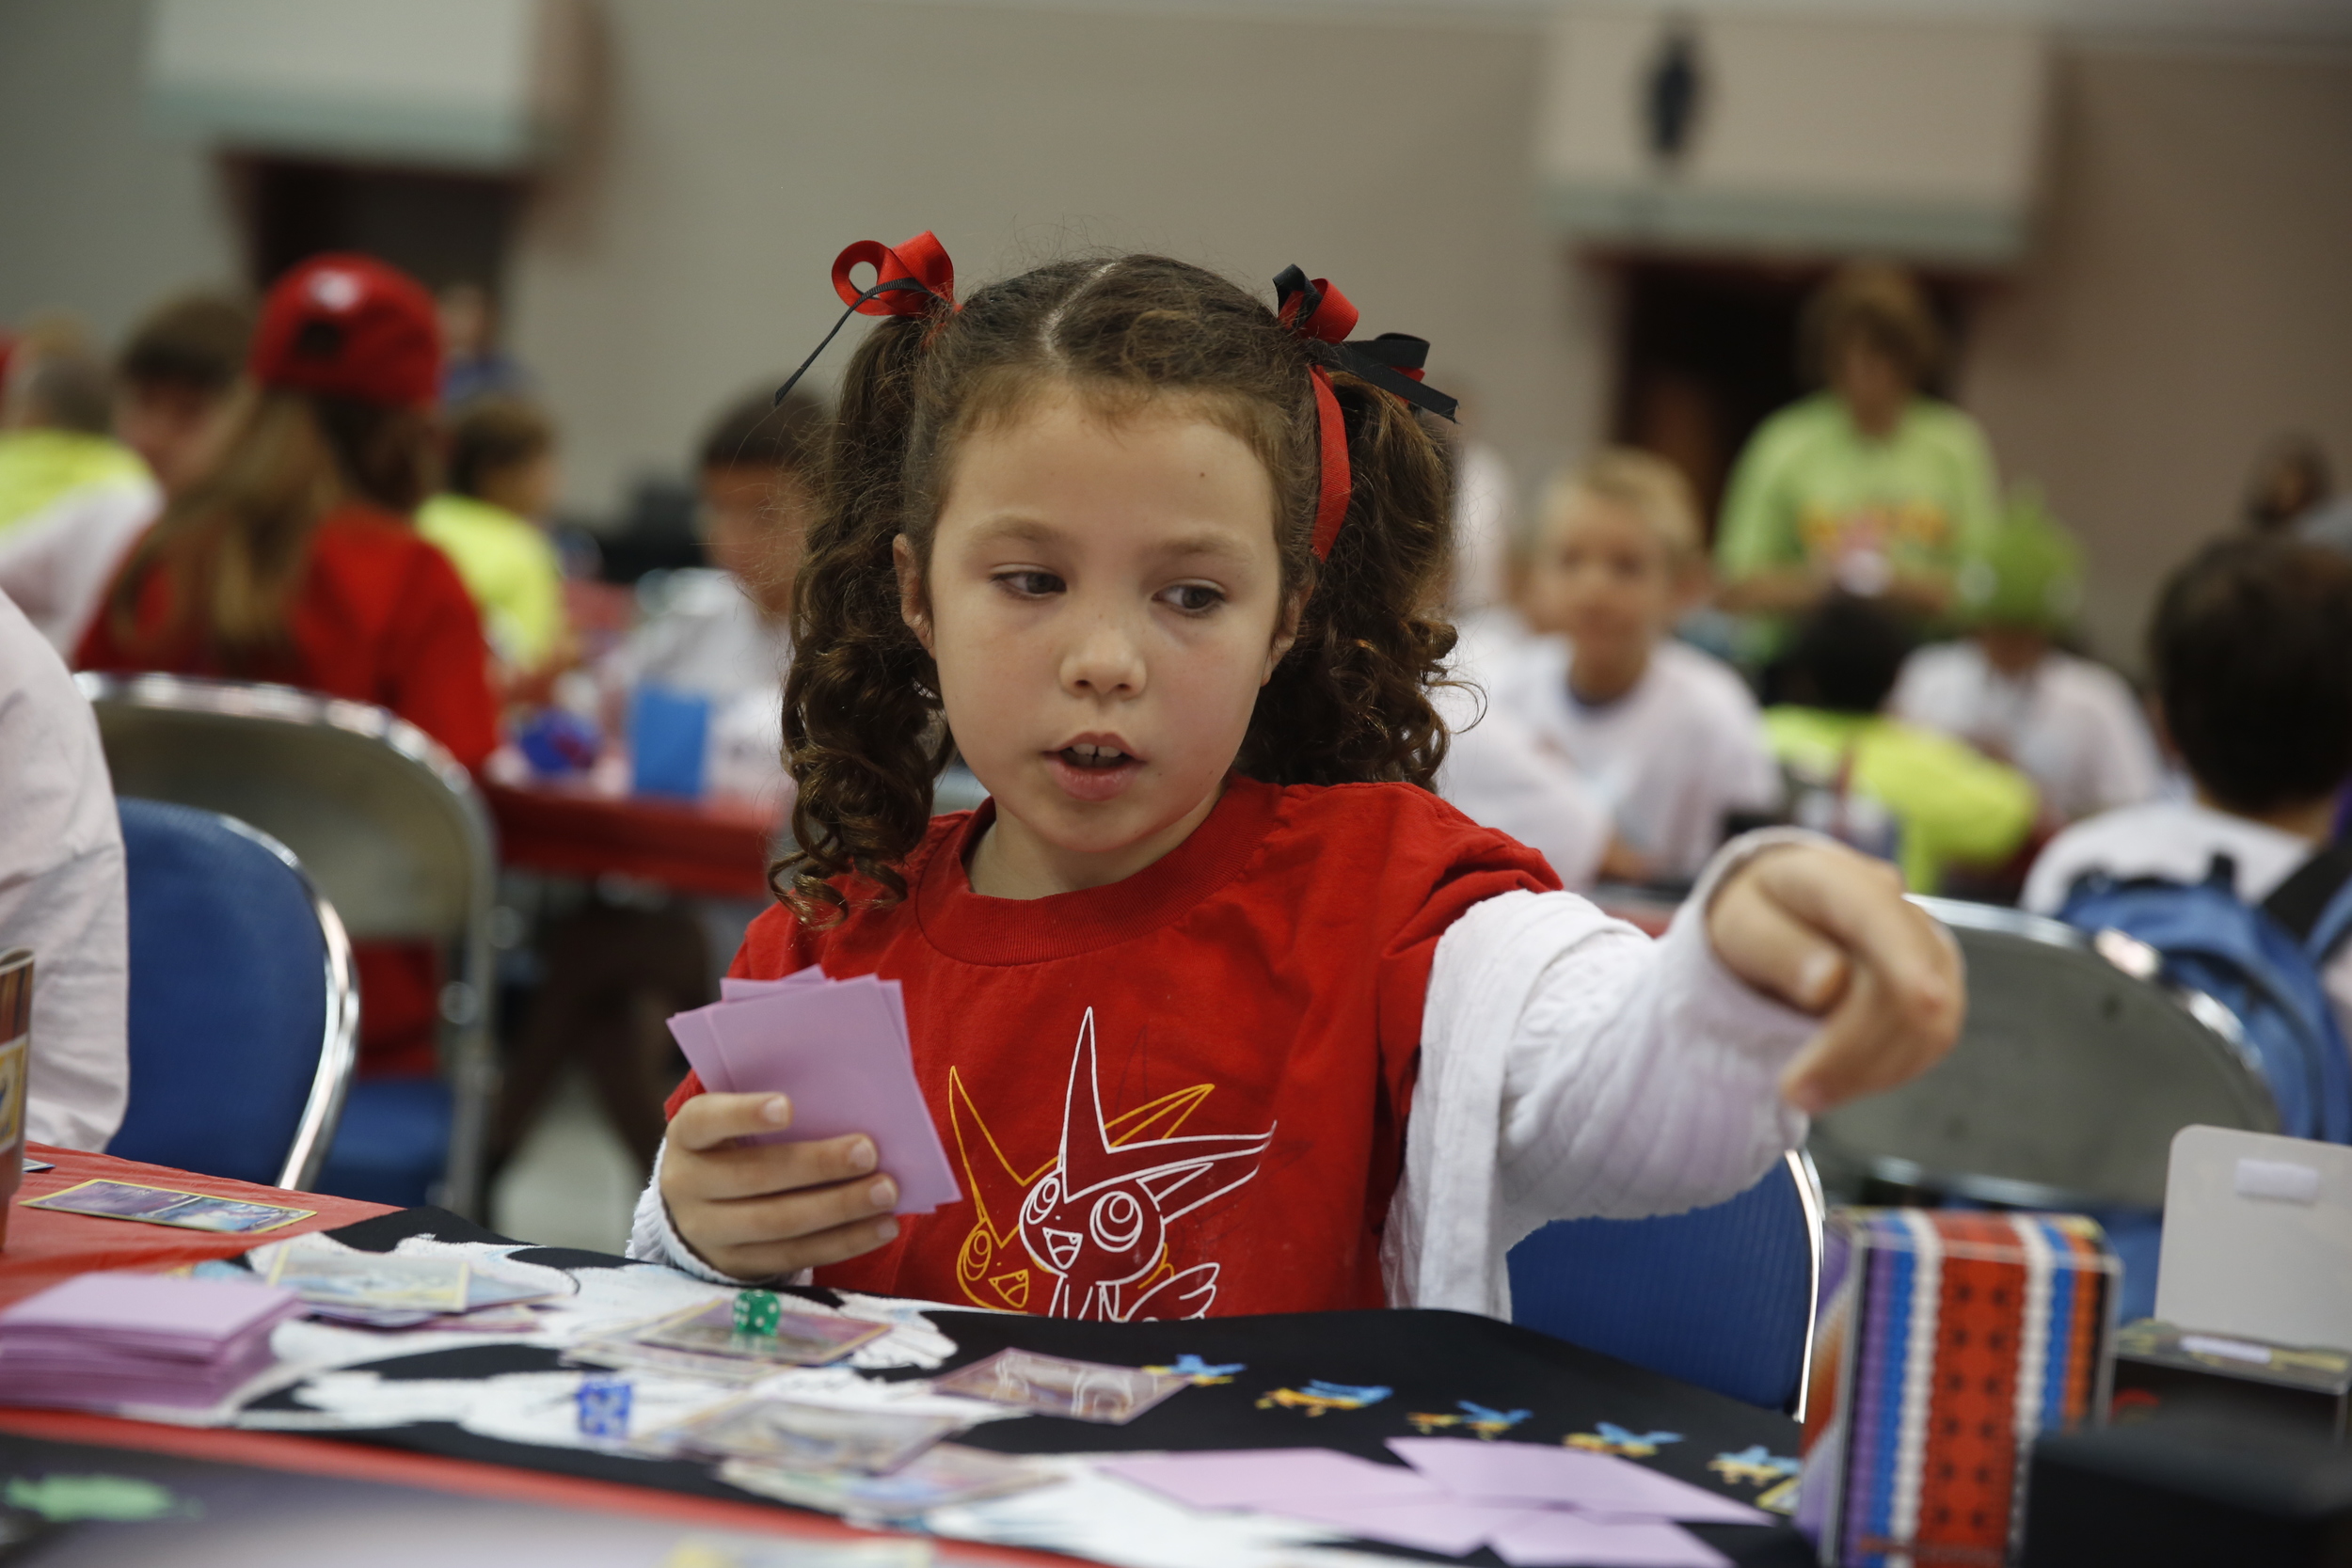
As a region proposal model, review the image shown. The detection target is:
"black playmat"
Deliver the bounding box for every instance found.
[239,1208,1814,1566]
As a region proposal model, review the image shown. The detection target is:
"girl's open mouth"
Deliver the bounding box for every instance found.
[1046,742,1142,801]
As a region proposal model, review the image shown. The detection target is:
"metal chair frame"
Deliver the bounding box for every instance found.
[141,806,361,1191]
[1784,1146,1828,1421]
[1808,895,2278,1212]
[80,673,498,1213]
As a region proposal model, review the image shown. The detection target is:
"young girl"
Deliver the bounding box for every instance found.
[630,239,1957,1318]
[79,252,498,1080]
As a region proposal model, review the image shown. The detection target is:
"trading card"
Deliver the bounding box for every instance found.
[649,1398,959,1472]
[931,1348,1186,1425]
[660,1533,930,1568]
[628,1299,887,1368]
[264,1244,470,1311]
[23,1179,314,1233]
[565,1339,787,1386]
[718,1443,1056,1519]
[20,1158,52,1174]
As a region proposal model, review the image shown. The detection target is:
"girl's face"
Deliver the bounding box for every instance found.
[899,388,1299,893]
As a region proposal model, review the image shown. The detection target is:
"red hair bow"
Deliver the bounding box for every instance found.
[775,231,959,405]
[1273,267,1457,560]
[832,231,957,318]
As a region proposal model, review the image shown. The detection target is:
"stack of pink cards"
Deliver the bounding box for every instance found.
[1102,1437,1771,1566]
[0,1271,300,1410]
[668,971,961,1215]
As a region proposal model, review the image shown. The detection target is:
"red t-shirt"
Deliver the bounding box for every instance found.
[665,776,1557,1319]
[80,504,500,1075]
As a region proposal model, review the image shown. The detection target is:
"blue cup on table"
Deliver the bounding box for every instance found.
[628,685,710,800]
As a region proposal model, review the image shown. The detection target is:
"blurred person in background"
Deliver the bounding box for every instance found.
[1714,262,2000,648]
[0,291,252,653]
[488,386,830,1182]
[1893,488,2162,824]
[1461,451,1777,887]
[2245,434,2352,554]
[609,386,827,802]
[437,281,531,408]
[0,316,147,538]
[78,252,496,1084]
[418,396,573,701]
[1766,593,2038,895]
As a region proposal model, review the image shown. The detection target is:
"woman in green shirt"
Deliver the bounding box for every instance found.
[1715,263,2000,625]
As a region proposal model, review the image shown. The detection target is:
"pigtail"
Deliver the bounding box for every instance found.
[1241,373,1456,788]
[775,312,955,923]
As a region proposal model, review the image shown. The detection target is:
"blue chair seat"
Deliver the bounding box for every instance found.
[315,1076,453,1209]
[107,800,353,1189]
[1506,1152,1822,1412]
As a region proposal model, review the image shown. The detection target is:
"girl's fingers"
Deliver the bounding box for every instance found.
[684,1131,880,1203]
[710,1211,902,1282]
[1744,849,1962,1037]
[694,1171,900,1251]
[1778,961,1953,1114]
[670,1092,796,1152]
[1706,863,1852,1013]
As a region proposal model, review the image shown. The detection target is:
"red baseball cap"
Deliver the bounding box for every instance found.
[249,253,441,409]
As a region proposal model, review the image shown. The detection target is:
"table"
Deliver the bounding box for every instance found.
[1,1144,392,1309]
[5,1164,1813,1566]
[485,779,780,900]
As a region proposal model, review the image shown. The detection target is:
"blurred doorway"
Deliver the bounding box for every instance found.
[234,156,521,300]
[1605,257,1974,539]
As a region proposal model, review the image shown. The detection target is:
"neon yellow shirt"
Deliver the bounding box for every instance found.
[416,493,566,671]
[0,431,147,538]
[1716,393,2001,589]
[1763,705,2038,894]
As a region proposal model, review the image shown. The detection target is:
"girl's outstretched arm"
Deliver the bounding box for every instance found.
[1383,832,1960,1316]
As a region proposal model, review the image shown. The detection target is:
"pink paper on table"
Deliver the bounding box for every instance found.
[1274,1496,1543,1556]
[695,978,959,1213]
[1487,1511,1731,1567]
[1100,1449,1445,1511]
[1387,1439,1770,1527]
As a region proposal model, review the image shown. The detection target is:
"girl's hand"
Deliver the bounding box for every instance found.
[660,1093,902,1281]
[1706,843,1963,1116]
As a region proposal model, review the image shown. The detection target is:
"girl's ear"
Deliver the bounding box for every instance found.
[1261,584,1308,685]
[893,534,934,655]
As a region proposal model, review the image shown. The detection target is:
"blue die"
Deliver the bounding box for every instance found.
[576,1374,631,1439]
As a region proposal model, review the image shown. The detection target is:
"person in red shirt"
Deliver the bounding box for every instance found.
[79,253,497,1079]
[631,238,1961,1320]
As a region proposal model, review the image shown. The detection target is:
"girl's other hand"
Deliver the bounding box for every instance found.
[660,1093,902,1281]
[1706,844,1963,1116]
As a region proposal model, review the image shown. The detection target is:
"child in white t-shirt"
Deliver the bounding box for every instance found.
[1895,493,2162,823]
[1451,451,1779,885]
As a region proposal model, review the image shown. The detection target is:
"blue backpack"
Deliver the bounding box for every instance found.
[2058,849,2352,1143]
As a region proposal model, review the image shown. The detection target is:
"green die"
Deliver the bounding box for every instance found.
[732,1289,784,1337]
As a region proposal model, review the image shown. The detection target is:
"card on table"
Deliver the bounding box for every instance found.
[719,1443,1055,1519]
[23,1179,314,1234]
[1100,1448,1445,1511]
[650,1397,960,1472]
[628,1298,888,1368]
[932,1348,1188,1425]
[262,1244,470,1312]
[21,1157,52,1173]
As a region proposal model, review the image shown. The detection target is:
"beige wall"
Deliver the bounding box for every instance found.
[3,0,2346,677]
[501,0,1607,516]
[1960,43,2352,671]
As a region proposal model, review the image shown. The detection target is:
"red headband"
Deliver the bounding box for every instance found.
[1273,267,1458,560]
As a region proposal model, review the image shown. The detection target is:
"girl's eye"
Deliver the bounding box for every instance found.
[993,569,1065,599]
[1158,583,1225,615]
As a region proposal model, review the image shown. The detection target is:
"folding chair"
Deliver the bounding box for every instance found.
[1506,1150,1827,1414]
[80,673,497,1215]
[107,800,357,1190]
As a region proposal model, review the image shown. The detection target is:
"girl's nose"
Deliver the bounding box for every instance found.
[1060,609,1148,699]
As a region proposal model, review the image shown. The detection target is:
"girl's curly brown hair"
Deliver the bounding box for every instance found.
[777,252,1457,922]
